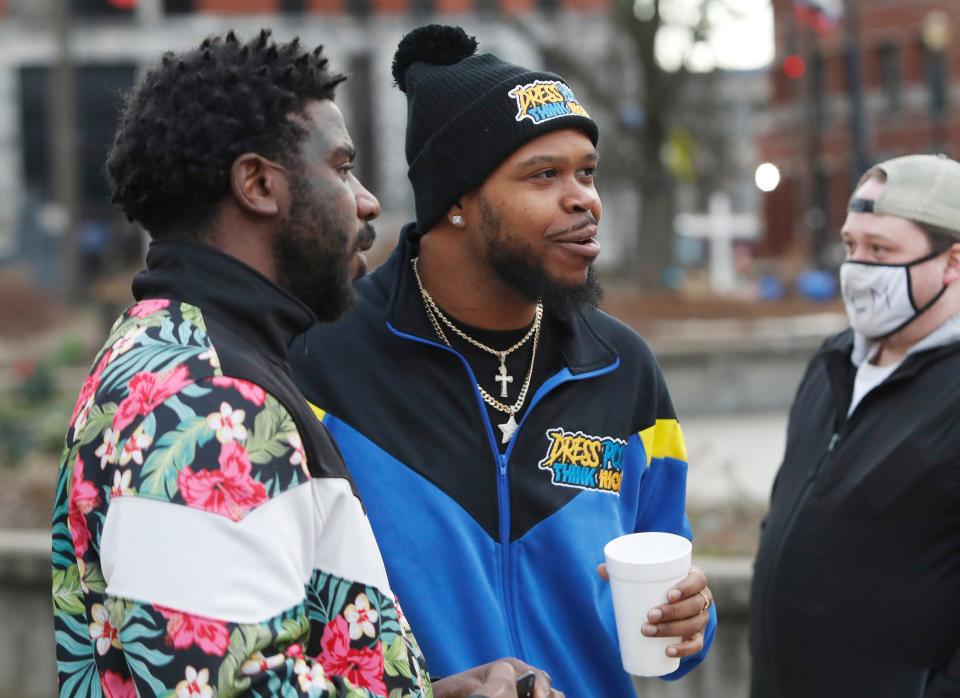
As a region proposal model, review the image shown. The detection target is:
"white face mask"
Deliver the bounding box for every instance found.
[840,250,947,340]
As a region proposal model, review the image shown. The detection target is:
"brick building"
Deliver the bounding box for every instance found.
[0,0,772,297]
[0,0,618,288]
[759,0,960,263]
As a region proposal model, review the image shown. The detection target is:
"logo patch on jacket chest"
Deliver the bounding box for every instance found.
[537,428,626,494]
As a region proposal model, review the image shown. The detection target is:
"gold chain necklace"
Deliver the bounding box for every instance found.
[412,257,542,443]
[412,258,542,397]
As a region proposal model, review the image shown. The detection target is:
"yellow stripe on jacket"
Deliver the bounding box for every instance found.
[308,401,327,423]
[638,419,687,467]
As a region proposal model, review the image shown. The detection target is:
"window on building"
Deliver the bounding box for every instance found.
[407,0,432,18]
[73,0,136,16]
[345,0,371,16]
[473,0,496,15]
[19,64,137,207]
[922,44,948,117]
[810,51,826,125]
[346,53,378,197]
[832,50,848,93]
[162,0,193,12]
[810,167,830,257]
[20,63,140,287]
[876,41,901,115]
[538,0,559,13]
[19,67,52,202]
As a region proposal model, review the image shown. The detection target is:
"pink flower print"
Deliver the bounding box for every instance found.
[175,666,212,698]
[113,365,192,433]
[156,607,230,656]
[111,469,133,498]
[69,456,100,557]
[111,325,146,357]
[70,382,97,434]
[119,427,153,466]
[68,504,93,558]
[211,377,267,407]
[177,440,267,521]
[101,670,136,698]
[344,592,379,640]
[95,428,120,469]
[128,299,170,319]
[287,432,309,477]
[206,402,247,444]
[70,349,112,432]
[319,616,386,696]
[294,658,330,692]
[319,616,350,666]
[71,456,100,514]
[95,348,113,375]
[89,604,121,656]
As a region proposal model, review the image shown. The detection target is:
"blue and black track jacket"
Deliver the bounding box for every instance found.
[290,226,716,697]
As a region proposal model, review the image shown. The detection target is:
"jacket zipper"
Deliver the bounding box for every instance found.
[762,396,870,694]
[496,452,524,654]
[494,363,620,660]
[761,438,833,697]
[387,322,619,660]
[387,323,525,653]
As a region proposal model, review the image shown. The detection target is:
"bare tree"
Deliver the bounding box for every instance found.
[517,0,738,287]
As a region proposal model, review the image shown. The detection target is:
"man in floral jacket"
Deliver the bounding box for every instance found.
[52,30,558,698]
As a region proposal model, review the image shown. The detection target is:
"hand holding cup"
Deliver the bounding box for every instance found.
[601,532,713,676]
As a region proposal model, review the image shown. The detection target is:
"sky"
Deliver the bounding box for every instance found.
[650,0,775,72]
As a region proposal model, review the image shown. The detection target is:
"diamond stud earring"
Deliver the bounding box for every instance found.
[451,215,464,226]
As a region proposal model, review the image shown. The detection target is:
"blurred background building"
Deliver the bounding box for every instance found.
[1,0,956,302]
[760,0,960,267]
[0,1,956,696]
[0,0,620,300]
[0,0,776,301]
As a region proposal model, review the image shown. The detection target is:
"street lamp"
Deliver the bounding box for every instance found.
[755,163,781,192]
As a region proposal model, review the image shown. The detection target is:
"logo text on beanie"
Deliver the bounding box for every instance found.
[509,80,590,125]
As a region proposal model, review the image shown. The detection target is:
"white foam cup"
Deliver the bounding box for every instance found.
[603,532,693,677]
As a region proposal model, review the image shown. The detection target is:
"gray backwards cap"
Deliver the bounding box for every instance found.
[855,154,960,239]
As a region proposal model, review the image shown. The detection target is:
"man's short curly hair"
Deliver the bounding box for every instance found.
[106,29,346,239]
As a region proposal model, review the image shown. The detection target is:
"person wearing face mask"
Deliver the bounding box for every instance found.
[749,153,960,698]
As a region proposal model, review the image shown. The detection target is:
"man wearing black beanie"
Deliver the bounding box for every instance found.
[292,25,716,697]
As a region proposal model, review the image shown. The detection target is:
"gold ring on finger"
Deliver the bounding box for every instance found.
[697,590,711,614]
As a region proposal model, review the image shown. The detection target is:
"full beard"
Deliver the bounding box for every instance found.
[273,176,358,323]
[479,198,603,317]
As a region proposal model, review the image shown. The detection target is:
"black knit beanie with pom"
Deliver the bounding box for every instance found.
[392,24,599,234]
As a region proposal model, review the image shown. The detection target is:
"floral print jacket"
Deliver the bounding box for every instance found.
[52,241,431,697]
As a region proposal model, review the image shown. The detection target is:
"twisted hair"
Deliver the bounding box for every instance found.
[106,29,346,239]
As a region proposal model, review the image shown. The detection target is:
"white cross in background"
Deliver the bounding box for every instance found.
[674,192,759,295]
